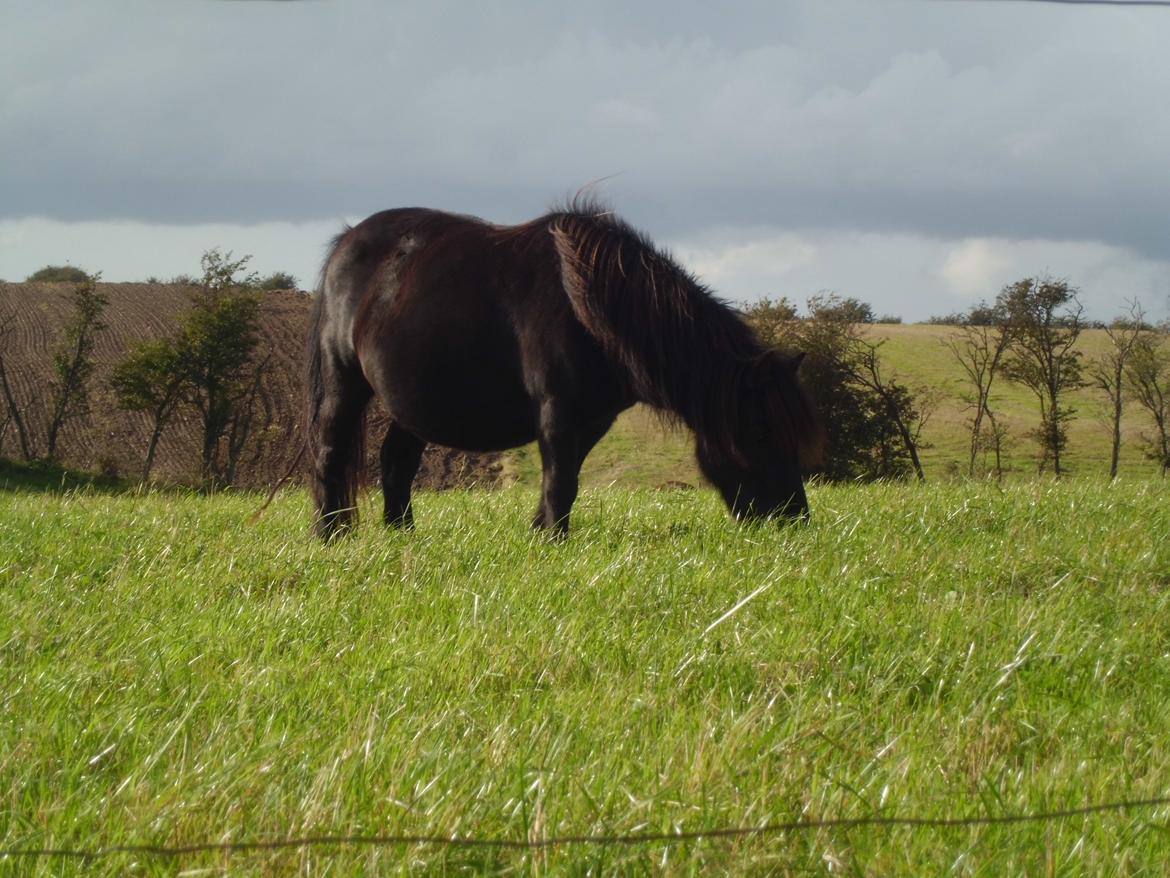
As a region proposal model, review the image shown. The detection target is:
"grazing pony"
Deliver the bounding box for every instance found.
[306,201,823,538]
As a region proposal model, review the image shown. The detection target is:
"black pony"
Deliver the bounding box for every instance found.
[306,201,823,538]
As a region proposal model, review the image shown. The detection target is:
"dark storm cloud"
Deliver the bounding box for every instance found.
[2,0,1169,258]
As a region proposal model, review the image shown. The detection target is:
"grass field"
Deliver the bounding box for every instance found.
[3,477,1170,874]
[522,325,1169,493]
[865,324,1162,479]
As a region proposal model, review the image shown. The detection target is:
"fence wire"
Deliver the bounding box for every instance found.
[3,795,1169,862]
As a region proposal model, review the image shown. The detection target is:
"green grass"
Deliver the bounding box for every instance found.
[546,326,1169,492]
[3,480,1170,874]
[867,324,1162,479]
[504,406,702,491]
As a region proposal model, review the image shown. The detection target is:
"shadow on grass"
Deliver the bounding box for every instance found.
[0,458,135,494]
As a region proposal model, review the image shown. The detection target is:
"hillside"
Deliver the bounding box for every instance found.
[860,323,1163,479]
[521,323,1168,489]
[0,283,502,490]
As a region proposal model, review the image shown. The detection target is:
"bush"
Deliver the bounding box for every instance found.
[257,271,299,291]
[746,293,929,481]
[26,265,90,283]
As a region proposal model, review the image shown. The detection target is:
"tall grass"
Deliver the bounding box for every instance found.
[2,479,1169,874]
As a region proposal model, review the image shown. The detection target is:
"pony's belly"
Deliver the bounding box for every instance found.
[406,408,538,453]
[380,372,539,452]
[360,297,540,450]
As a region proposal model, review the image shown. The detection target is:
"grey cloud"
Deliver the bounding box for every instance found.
[2,0,1168,261]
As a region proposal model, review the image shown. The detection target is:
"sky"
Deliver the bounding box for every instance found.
[2,0,1168,322]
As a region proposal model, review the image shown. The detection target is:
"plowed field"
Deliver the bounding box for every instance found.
[0,283,503,490]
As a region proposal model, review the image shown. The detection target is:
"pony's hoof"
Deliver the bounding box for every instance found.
[315,513,354,541]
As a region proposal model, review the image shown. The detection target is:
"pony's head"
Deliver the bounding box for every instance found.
[695,350,824,524]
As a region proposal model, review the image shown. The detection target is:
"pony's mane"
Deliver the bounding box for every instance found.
[548,198,823,467]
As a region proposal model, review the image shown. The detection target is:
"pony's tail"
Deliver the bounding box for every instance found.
[306,231,367,537]
[305,290,329,499]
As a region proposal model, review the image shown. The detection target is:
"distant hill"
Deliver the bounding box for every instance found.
[858,323,1164,480]
[0,283,503,490]
[552,322,1169,489]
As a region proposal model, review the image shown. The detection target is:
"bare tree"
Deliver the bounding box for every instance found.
[1125,326,1170,476]
[943,301,1013,477]
[998,277,1084,477]
[1087,300,1147,479]
[0,307,34,460]
[846,337,936,482]
[45,273,108,460]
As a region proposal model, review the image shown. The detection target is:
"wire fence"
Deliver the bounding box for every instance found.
[4,795,1168,863]
[944,1,1170,7]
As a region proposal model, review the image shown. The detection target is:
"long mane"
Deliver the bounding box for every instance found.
[548,199,823,467]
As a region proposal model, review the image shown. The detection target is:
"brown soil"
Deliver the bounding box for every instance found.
[0,283,504,490]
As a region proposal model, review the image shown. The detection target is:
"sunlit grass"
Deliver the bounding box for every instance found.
[2,479,1169,874]
[562,326,1170,493]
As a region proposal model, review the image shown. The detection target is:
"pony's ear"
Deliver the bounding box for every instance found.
[788,351,807,373]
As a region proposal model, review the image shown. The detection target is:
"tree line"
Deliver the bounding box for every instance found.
[23,263,299,291]
[937,281,1169,480]
[744,279,1170,482]
[4,262,1169,486]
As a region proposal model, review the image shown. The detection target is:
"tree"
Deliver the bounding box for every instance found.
[196,248,259,299]
[1125,326,1170,476]
[110,249,269,486]
[26,265,90,283]
[1087,300,1148,479]
[807,294,875,324]
[742,297,798,335]
[943,300,1012,478]
[110,339,186,480]
[0,306,34,460]
[257,271,299,290]
[181,250,265,486]
[745,293,931,481]
[44,273,108,460]
[998,277,1084,477]
[846,337,936,482]
[180,294,263,484]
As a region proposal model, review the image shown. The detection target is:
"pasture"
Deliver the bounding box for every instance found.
[3,477,1170,874]
[540,323,1170,493]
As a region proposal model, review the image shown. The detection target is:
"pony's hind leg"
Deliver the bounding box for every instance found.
[310,360,372,540]
[381,423,426,529]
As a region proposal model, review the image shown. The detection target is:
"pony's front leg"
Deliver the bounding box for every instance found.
[533,417,581,539]
[380,423,426,529]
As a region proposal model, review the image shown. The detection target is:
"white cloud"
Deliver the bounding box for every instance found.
[940,240,1014,299]
[2,216,1167,325]
[672,226,1170,322]
[936,237,1170,314]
